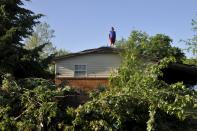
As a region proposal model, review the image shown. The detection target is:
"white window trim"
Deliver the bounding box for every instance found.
[74,64,87,77]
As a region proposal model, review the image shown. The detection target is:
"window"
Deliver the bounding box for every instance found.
[74,65,87,77]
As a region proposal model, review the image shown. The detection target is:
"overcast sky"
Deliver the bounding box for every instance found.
[24,0,197,56]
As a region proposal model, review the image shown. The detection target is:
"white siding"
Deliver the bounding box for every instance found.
[55,53,121,78]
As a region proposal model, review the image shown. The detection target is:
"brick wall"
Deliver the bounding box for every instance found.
[55,77,109,92]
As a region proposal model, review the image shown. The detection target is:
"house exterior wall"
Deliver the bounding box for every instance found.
[55,53,121,78]
[55,53,121,91]
[55,77,108,92]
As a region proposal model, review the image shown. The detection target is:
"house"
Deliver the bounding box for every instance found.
[54,47,121,91]
[162,63,197,86]
[54,46,197,91]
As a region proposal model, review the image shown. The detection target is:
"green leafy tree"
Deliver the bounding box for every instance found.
[25,22,56,59]
[185,18,197,56]
[115,38,127,48]
[0,0,55,79]
[117,31,185,62]
[0,74,77,130]
[183,17,197,65]
[55,48,69,57]
[14,43,55,78]
[24,22,69,75]
[24,22,69,58]
[69,31,197,131]
[147,34,185,61]
[0,0,42,75]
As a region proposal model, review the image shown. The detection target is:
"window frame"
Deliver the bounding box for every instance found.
[74,64,87,77]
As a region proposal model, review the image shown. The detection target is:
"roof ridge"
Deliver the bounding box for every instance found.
[54,46,120,61]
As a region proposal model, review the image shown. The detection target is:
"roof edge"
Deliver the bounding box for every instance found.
[54,46,121,61]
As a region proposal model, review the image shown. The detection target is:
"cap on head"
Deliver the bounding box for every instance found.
[111,27,114,31]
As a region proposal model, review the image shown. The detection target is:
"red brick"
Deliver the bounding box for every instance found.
[55,77,108,92]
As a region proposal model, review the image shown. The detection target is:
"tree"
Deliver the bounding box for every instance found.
[185,17,197,56]
[24,22,69,75]
[0,0,42,75]
[68,31,197,130]
[25,22,70,58]
[0,1,55,79]
[116,31,185,62]
[25,22,56,59]
[0,74,77,130]
[55,48,68,57]
[115,38,127,48]
[147,34,185,61]
[183,17,197,66]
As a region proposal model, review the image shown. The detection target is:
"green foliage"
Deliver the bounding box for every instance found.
[69,32,197,130]
[115,38,127,48]
[25,22,56,59]
[0,0,54,79]
[184,58,197,65]
[72,93,148,130]
[0,74,79,130]
[55,48,69,57]
[13,43,55,78]
[0,0,42,75]
[183,17,197,66]
[0,1,195,130]
[185,17,197,56]
[24,22,69,76]
[117,31,185,62]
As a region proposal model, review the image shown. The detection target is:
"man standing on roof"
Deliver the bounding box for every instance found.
[109,27,116,47]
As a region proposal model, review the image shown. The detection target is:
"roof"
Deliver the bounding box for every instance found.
[53,46,197,85]
[54,46,121,61]
[163,63,197,85]
[169,63,197,75]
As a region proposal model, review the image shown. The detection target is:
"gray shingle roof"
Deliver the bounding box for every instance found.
[54,46,121,61]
